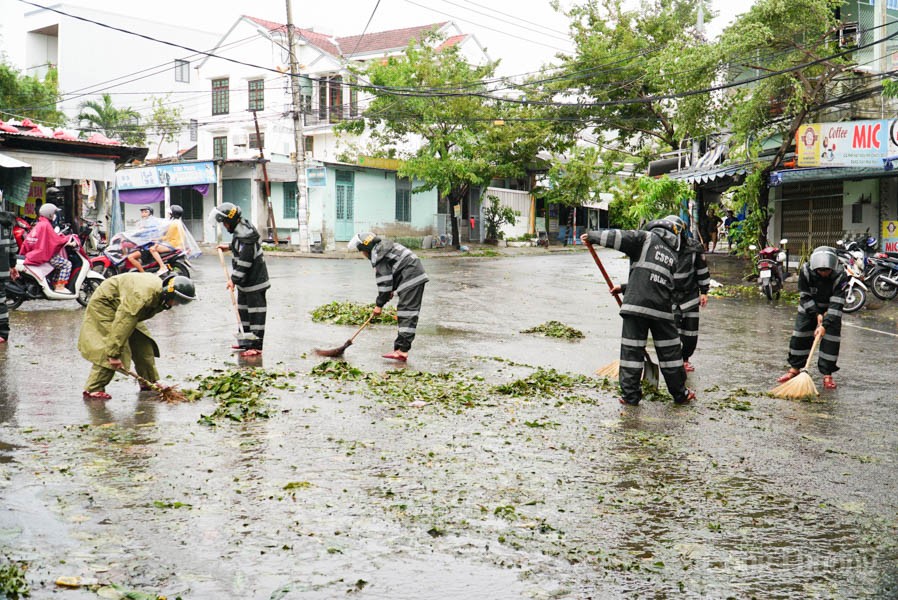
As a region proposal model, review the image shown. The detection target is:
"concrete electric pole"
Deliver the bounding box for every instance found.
[286,0,310,252]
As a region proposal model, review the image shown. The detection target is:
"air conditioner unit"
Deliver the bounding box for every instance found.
[233,132,249,146]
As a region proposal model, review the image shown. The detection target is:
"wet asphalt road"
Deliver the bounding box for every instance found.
[1,248,897,599]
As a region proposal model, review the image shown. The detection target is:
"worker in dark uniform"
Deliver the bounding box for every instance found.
[581,220,695,406]
[348,232,429,361]
[0,210,15,343]
[211,202,270,357]
[665,215,711,373]
[777,246,847,390]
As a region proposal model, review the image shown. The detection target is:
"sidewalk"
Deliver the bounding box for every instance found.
[202,241,589,260]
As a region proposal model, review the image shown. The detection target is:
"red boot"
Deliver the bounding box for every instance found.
[822,375,837,390]
[777,369,800,383]
[683,361,695,373]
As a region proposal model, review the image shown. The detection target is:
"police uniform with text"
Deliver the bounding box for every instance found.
[586,220,691,405]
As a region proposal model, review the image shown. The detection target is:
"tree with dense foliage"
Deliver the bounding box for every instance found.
[340,33,569,248]
[0,63,65,126]
[76,93,145,146]
[555,0,716,174]
[715,0,852,247]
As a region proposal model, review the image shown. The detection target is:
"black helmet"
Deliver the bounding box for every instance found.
[169,205,184,219]
[347,231,381,253]
[809,246,837,272]
[46,186,64,202]
[211,202,241,229]
[140,206,154,215]
[161,274,196,307]
[645,218,680,236]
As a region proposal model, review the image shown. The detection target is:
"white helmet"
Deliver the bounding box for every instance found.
[39,203,59,219]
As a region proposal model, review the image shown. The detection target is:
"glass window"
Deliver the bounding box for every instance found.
[249,132,265,149]
[212,78,229,115]
[189,119,197,142]
[175,60,189,83]
[213,136,227,159]
[329,76,343,123]
[248,79,264,111]
[283,182,297,219]
[395,177,411,222]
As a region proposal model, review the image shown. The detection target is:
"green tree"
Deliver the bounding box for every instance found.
[0,63,64,126]
[76,93,145,146]
[341,33,567,248]
[714,0,851,248]
[146,95,183,157]
[482,194,518,241]
[556,0,716,173]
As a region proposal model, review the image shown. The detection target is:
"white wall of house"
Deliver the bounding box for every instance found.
[23,4,217,158]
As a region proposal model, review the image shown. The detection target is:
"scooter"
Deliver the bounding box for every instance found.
[5,227,105,310]
[835,244,869,313]
[90,232,192,278]
[868,253,898,301]
[749,239,788,300]
[78,218,106,256]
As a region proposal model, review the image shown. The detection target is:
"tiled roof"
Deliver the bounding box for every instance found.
[337,22,448,56]
[436,34,466,51]
[243,16,453,59]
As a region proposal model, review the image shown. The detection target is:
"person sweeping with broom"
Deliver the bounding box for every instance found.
[211,202,270,358]
[776,246,847,392]
[665,215,711,373]
[79,272,196,400]
[348,232,428,362]
[581,221,695,406]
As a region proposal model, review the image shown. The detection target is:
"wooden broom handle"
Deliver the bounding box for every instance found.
[585,240,622,307]
[803,331,823,370]
[349,313,375,343]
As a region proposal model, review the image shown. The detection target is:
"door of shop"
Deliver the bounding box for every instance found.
[779,180,843,253]
[170,186,205,241]
[335,171,354,241]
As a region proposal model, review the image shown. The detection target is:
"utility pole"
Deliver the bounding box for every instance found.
[286,0,310,252]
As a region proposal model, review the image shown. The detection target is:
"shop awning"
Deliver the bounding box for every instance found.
[0,149,114,181]
[769,166,889,186]
[669,162,751,184]
[0,152,33,206]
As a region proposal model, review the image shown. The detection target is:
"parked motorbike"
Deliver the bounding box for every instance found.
[749,239,788,300]
[868,253,898,301]
[90,232,192,278]
[11,216,33,252]
[5,226,105,309]
[79,218,106,256]
[835,243,868,313]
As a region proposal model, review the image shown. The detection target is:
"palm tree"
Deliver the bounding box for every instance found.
[76,93,145,146]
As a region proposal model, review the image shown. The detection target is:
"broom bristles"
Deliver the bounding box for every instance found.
[595,359,620,379]
[770,372,819,399]
[314,340,351,357]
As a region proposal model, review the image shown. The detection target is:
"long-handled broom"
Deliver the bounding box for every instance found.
[314,313,375,357]
[585,241,659,385]
[217,248,257,345]
[770,332,822,399]
[118,368,187,403]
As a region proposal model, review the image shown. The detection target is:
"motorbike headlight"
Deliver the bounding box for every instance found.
[777,251,786,262]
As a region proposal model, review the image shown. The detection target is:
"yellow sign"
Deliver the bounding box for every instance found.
[357,156,403,171]
[795,124,821,167]
[24,178,47,218]
[882,221,898,252]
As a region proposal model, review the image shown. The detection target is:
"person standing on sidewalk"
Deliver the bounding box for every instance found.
[211,202,270,357]
[348,232,429,362]
[777,246,847,390]
[0,210,15,343]
[665,215,711,373]
[581,221,695,406]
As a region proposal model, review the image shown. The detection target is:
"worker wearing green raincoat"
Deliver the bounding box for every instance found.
[78,272,196,400]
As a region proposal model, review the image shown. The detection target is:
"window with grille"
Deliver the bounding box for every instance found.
[189,119,197,142]
[249,132,265,149]
[212,78,229,115]
[329,76,343,123]
[175,60,189,83]
[336,171,354,220]
[283,182,297,219]
[213,136,227,159]
[248,79,264,111]
[304,136,314,155]
[395,177,411,222]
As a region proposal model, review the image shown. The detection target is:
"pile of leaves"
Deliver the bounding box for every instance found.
[521,320,584,339]
[312,360,493,409]
[0,558,29,599]
[709,285,799,305]
[495,367,606,398]
[184,368,295,425]
[311,301,398,326]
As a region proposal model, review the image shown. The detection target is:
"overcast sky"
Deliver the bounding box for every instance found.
[0,0,751,78]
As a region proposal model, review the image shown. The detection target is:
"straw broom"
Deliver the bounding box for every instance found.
[119,368,187,403]
[770,332,822,399]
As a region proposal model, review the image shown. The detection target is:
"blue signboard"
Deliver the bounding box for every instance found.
[117,161,216,190]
